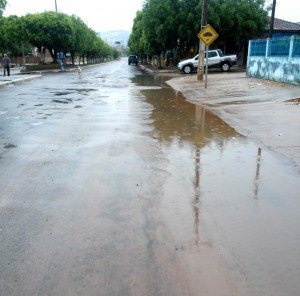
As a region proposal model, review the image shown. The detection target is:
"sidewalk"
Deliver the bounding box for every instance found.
[0,74,43,88]
[0,66,79,88]
[0,67,42,88]
[166,72,300,169]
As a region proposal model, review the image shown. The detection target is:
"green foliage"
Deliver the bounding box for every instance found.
[0,10,115,62]
[69,15,89,56]
[129,0,269,58]
[177,0,201,51]
[24,12,75,59]
[142,0,180,55]
[0,15,31,55]
[208,0,269,52]
[128,11,147,56]
[0,0,7,17]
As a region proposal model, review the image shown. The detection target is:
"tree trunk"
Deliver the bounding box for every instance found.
[158,52,163,69]
[49,48,55,63]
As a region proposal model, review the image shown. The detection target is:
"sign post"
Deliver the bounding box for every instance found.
[205,45,209,89]
[197,24,219,88]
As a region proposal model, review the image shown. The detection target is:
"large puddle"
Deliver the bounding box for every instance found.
[0,63,299,295]
[132,73,300,295]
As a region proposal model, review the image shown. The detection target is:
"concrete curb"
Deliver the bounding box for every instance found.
[0,60,116,88]
[0,61,113,88]
[138,64,156,74]
[138,64,179,75]
[20,60,116,75]
[0,75,42,88]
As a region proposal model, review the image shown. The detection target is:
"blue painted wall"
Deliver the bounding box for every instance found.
[247,36,300,85]
[247,56,300,85]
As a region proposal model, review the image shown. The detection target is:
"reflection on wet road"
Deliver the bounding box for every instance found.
[135,74,300,296]
[0,59,299,296]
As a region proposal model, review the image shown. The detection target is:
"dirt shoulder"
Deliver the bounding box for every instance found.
[165,71,300,169]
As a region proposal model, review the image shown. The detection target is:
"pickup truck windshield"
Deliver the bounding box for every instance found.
[217,49,223,57]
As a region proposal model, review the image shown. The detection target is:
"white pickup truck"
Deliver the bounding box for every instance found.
[177,49,237,74]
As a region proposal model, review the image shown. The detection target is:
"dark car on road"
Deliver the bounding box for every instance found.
[128,55,138,65]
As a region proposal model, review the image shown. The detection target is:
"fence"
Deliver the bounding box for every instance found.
[249,36,300,58]
[10,56,40,65]
[247,35,300,85]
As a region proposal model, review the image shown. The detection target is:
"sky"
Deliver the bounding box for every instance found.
[265,0,300,23]
[3,0,144,31]
[3,0,300,33]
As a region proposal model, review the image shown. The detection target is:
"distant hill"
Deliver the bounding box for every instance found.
[98,30,130,47]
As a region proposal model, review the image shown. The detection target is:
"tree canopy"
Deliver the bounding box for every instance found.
[129,0,269,61]
[208,0,268,53]
[0,0,7,17]
[24,12,75,60]
[0,15,31,56]
[0,10,117,63]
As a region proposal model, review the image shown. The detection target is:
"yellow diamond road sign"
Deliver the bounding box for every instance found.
[198,24,218,46]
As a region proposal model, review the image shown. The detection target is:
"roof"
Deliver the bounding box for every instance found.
[273,18,300,31]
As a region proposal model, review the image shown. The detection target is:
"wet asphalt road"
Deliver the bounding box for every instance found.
[0,59,300,296]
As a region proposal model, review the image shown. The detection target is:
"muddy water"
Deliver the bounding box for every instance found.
[133,74,300,296]
[0,61,299,296]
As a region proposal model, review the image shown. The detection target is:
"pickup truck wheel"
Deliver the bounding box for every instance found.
[221,62,230,72]
[183,65,193,74]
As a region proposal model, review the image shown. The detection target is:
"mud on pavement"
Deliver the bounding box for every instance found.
[166,72,300,169]
[1,60,300,296]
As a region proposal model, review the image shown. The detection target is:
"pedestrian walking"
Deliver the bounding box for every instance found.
[58,51,66,72]
[2,54,11,76]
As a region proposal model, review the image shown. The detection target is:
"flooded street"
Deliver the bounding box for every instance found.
[1,59,300,295]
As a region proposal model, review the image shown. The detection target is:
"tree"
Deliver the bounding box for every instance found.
[140,0,181,67]
[1,10,117,64]
[69,15,89,63]
[0,15,31,56]
[177,0,201,57]
[129,0,269,65]
[208,0,268,54]
[128,11,149,57]
[0,0,7,17]
[0,0,7,52]
[24,12,75,61]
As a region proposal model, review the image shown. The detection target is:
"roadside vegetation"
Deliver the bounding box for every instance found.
[0,1,118,65]
[128,0,269,67]
[0,0,6,17]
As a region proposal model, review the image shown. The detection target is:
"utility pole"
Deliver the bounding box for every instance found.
[269,0,276,38]
[55,0,58,12]
[197,0,207,81]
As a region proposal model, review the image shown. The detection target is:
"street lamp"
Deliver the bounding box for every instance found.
[55,0,58,12]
